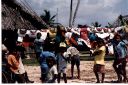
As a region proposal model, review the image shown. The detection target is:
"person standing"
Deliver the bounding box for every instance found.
[22,34,31,59]
[111,34,128,83]
[16,42,34,83]
[67,43,80,79]
[34,32,44,62]
[92,38,106,83]
[55,26,66,55]
[115,37,128,82]
[57,42,68,83]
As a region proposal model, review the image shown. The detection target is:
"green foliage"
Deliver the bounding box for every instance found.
[22,58,39,66]
[40,10,56,25]
[105,22,113,28]
[118,15,125,26]
[92,21,101,27]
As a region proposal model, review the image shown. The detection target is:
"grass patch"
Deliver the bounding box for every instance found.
[22,55,114,66]
[22,58,39,66]
[80,55,114,61]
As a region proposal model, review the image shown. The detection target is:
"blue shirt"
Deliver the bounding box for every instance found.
[116,41,127,59]
[40,51,55,68]
[34,38,44,52]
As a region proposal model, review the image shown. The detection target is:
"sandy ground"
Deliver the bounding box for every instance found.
[24,61,128,83]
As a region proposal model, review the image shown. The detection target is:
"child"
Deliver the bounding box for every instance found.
[16,41,34,83]
[39,51,55,83]
[57,42,68,83]
[67,43,80,79]
[92,38,106,83]
[46,57,58,83]
[34,32,44,62]
[7,49,25,83]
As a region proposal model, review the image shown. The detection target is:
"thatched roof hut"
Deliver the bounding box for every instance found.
[2,0,48,30]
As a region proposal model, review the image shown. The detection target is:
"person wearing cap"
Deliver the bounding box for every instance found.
[67,43,80,79]
[57,42,68,83]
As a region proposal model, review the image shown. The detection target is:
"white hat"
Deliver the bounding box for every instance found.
[59,42,66,47]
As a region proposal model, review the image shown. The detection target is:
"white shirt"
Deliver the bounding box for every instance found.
[18,57,25,74]
[67,46,79,56]
[47,65,58,82]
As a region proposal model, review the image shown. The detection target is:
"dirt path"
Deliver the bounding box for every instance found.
[24,61,128,83]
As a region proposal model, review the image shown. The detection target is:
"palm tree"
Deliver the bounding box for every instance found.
[69,0,73,27]
[92,21,101,27]
[105,22,113,28]
[118,15,125,26]
[72,0,80,26]
[40,10,56,26]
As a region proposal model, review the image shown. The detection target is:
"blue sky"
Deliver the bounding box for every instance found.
[17,0,128,27]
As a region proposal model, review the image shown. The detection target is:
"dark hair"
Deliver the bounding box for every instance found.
[59,47,67,52]
[36,32,42,38]
[96,37,105,45]
[23,34,30,42]
[9,48,17,54]
[46,57,56,65]
[113,33,122,40]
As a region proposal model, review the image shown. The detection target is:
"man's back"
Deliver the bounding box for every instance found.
[40,51,55,67]
[67,46,79,56]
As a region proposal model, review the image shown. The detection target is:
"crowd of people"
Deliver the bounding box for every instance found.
[2,25,128,83]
